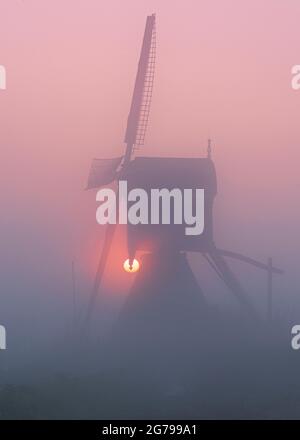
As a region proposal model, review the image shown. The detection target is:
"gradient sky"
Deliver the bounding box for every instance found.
[0,0,300,333]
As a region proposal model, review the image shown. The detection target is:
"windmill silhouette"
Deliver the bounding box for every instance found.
[85,14,283,330]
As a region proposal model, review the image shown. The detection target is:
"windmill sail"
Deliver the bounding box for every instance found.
[86,157,122,189]
[85,222,117,328]
[84,14,156,329]
[124,13,156,164]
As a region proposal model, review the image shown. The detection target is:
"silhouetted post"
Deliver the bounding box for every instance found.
[267,257,273,323]
[72,260,77,331]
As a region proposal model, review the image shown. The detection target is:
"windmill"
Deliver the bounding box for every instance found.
[85,13,283,329]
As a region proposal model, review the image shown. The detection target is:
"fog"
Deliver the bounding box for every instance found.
[0,0,300,419]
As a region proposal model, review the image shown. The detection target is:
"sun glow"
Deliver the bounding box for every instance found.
[123,258,140,273]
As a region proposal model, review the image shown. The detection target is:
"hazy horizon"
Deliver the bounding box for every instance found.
[0,0,299,367]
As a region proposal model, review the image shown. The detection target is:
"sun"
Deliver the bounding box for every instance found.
[123,258,140,273]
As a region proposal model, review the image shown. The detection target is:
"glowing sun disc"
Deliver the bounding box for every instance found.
[123,258,140,273]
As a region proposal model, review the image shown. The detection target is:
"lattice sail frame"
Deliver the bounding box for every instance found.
[133,20,156,150]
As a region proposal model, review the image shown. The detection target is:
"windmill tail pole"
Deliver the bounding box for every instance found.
[209,247,260,321]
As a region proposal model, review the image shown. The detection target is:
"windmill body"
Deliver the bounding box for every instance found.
[85,13,283,330]
[122,156,217,260]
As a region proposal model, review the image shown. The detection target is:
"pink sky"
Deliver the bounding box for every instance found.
[0,0,299,314]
